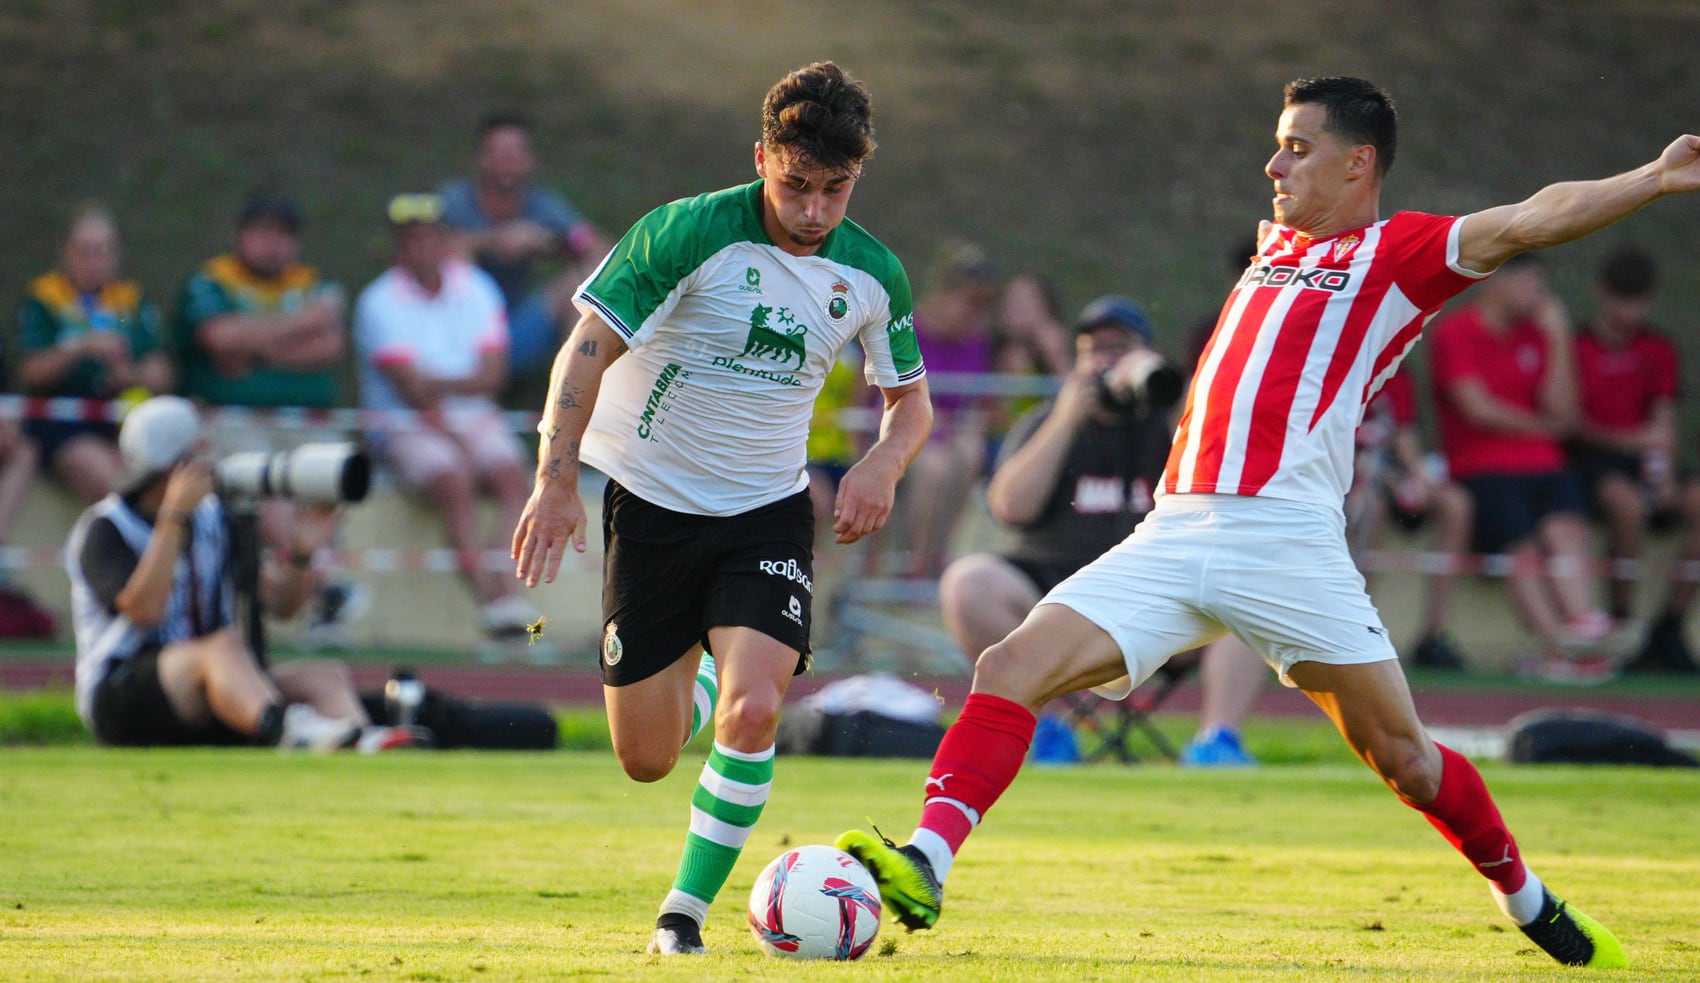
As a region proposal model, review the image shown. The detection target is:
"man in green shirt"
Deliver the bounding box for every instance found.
[174,191,363,646]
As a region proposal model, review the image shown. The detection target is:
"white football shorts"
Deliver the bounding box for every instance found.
[1040,493,1397,697]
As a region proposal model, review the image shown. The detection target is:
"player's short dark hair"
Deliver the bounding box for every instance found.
[1598,245,1657,298]
[476,111,533,142]
[1283,77,1398,178]
[761,61,875,172]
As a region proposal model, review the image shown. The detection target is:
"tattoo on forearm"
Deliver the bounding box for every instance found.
[546,457,562,480]
[557,384,584,411]
[577,339,598,357]
[544,425,561,444]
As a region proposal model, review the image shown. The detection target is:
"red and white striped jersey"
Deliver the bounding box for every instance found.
[1164,211,1487,509]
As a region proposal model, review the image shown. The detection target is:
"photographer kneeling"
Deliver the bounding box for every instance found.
[66,396,423,751]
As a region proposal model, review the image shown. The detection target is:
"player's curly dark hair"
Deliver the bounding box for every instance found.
[1284,76,1398,178]
[761,61,875,172]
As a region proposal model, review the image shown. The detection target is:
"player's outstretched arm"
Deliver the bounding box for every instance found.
[1458,134,1700,274]
[511,310,625,586]
[833,377,932,544]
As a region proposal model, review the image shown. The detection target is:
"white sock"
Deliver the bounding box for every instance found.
[1493,870,1546,924]
[907,828,956,885]
[658,888,709,927]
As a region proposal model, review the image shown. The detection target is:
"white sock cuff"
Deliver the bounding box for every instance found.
[906,828,956,884]
[711,740,774,762]
[1493,870,1546,924]
[658,888,711,925]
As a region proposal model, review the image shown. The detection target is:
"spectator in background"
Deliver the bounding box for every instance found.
[17,202,172,501]
[175,190,362,647]
[1346,367,1474,670]
[1570,245,1700,673]
[65,396,421,751]
[989,273,1073,444]
[354,193,541,642]
[939,296,1177,751]
[438,113,609,382]
[1429,254,1618,683]
[878,241,999,578]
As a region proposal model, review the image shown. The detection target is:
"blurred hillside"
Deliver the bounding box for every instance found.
[2,1,1697,424]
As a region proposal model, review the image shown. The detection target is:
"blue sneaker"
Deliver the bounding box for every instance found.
[1179,727,1257,768]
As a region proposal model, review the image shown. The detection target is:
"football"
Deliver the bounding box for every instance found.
[747,844,882,960]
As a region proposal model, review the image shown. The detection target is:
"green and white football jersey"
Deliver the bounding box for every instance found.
[575,181,923,516]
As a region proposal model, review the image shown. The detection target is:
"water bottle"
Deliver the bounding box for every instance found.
[384,668,425,727]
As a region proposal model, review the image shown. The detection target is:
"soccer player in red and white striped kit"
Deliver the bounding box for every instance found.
[842,76,1700,968]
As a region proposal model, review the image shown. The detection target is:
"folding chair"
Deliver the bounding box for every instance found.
[1058,650,1202,763]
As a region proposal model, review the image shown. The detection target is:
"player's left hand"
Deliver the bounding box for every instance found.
[1655,134,1700,195]
[832,457,899,545]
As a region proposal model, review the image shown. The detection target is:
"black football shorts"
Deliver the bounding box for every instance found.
[599,479,814,687]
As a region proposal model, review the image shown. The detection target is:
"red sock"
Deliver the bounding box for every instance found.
[917,693,1036,855]
[1412,744,1528,894]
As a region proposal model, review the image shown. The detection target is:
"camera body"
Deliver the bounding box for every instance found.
[1096,353,1184,416]
[214,442,371,505]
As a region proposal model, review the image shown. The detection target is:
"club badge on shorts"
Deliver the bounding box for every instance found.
[602,622,623,666]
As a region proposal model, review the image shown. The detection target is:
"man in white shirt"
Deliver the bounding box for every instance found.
[354,193,539,639]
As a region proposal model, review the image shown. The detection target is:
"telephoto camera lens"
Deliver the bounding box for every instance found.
[214,442,371,505]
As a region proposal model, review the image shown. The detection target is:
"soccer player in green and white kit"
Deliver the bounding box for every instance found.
[511,62,932,955]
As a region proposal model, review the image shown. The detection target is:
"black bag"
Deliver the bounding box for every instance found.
[359,688,557,751]
[1505,708,1697,767]
[776,703,944,758]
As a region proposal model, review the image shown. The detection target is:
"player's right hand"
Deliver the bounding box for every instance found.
[511,480,586,588]
[161,460,214,515]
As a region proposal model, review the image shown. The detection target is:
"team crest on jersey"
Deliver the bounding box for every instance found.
[735,303,808,369]
[1330,234,1362,263]
[827,280,850,321]
[602,623,623,666]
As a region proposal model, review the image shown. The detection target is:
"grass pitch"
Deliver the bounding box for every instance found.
[2,747,1697,981]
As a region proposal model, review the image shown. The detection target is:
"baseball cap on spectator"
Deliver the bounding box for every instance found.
[118,396,203,493]
[1075,294,1154,344]
[237,190,302,234]
[385,192,445,227]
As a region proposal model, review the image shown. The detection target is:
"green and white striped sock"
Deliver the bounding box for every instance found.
[687,651,718,747]
[659,741,773,921]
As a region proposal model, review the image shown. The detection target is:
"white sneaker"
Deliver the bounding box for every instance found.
[479,594,541,638]
[277,704,360,752]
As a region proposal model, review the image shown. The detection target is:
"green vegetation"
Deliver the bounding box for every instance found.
[3,2,1698,421]
[2,747,1697,980]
